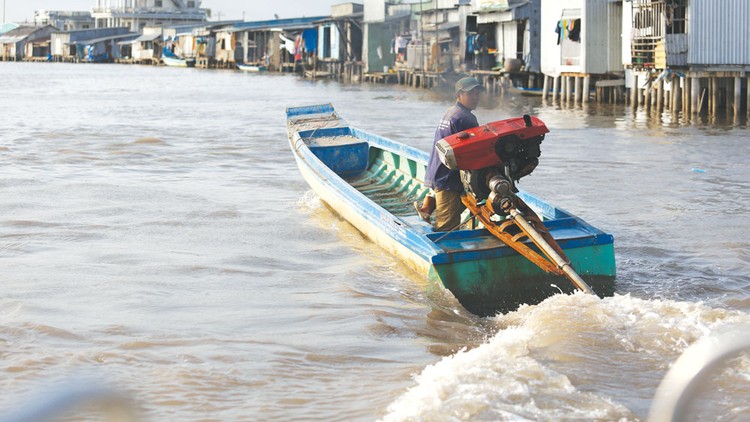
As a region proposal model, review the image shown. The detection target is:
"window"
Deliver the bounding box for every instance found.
[187,1,195,7]
[155,0,163,7]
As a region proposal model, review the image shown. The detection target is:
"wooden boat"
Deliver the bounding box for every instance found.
[507,85,551,97]
[236,62,267,72]
[162,55,195,68]
[286,104,616,315]
[161,47,195,68]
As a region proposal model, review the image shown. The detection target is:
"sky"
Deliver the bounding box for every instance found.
[3,0,336,24]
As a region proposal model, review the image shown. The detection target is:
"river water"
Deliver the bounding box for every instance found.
[1,62,749,421]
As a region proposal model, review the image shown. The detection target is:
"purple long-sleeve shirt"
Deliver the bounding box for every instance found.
[424,103,478,191]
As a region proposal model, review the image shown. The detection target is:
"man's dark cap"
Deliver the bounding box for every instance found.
[455,77,483,93]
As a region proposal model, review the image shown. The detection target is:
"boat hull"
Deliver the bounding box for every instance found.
[237,63,267,72]
[162,56,195,67]
[286,104,616,315]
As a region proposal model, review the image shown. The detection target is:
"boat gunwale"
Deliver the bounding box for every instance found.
[286,107,614,268]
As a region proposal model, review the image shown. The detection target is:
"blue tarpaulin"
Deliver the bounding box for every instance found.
[303,29,318,53]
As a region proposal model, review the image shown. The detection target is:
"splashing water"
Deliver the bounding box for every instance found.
[382,293,750,421]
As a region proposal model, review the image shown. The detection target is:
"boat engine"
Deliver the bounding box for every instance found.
[436,115,595,295]
[435,115,549,215]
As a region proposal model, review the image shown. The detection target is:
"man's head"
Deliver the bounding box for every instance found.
[455,77,483,110]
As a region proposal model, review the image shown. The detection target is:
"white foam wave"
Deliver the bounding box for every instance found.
[296,190,322,211]
[382,293,750,421]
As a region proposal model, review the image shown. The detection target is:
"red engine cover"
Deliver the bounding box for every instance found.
[436,116,549,171]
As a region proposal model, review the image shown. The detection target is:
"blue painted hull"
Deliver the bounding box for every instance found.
[286,104,616,315]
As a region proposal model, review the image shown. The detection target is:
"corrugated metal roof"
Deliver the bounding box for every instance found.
[688,0,750,66]
[422,21,460,32]
[75,33,138,45]
[2,26,39,37]
[29,35,52,44]
[230,16,328,32]
[135,33,161,42]
[0,35,25,44]
[0,22,20,35]
[119,32,161,44]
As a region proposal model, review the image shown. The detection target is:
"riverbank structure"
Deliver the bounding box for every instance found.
[34,10,95,31]
[0,25,58,62]
[624,0,750,121]
[9,0,750,119]
[91,0,207,31]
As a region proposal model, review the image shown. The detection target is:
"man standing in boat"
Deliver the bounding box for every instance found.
[416,77,483,231]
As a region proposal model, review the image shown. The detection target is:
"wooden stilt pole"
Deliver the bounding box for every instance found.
[656,78,664,112]
[552,76,560,102]
[711,77,718,118]
[672,77,680,115]
[692,77,700,114]
[582,75,590,104]
[725,78,732,116]
[735,76,742,119]
[666,79,672,110]
[542,75,550,101]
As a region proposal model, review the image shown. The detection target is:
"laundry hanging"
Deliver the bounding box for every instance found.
[568,19,581,42]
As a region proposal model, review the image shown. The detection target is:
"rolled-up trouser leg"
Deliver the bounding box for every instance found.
[433,189,465,232]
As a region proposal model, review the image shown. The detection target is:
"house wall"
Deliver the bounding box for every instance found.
[364,0,386,22]
[318,24,341,60]
[214,31,234,62]
[498,22,517,64]
[332,3,364,17]
[605,0,623,73]
[688,0,750,67]
[364,21,396,72]
[621,2,631,67]
[52,33,72,57]
[541,0,622,75]
[51,27,131,57]
[472,0,540,73]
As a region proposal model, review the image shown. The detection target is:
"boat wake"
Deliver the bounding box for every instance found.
[297,190,323,211]
[381,293,750,421]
